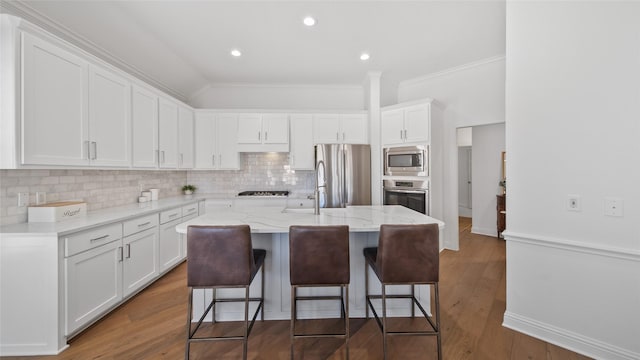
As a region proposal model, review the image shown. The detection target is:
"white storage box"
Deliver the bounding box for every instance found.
[28,201,87,222]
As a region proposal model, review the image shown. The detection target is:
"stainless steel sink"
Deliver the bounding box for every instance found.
[281,208,315,214]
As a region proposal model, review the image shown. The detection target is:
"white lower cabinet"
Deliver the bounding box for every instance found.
[122,227,159,297]
[65,239,122,335]
[159,212,183,273]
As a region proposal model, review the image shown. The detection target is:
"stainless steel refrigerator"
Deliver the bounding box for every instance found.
[315,144,371,208]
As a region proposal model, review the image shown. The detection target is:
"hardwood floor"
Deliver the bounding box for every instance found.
[4,217,593,359]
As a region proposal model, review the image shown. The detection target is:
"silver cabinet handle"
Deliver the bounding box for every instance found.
[91,142,97,160]
[90,234,110,242]
[161,150,165,164]
[212,154,215,166]
[180,153,184,167]
[86,141,91,160]
[156,150,160,164]
[258,131,261,141]
[336,132,340,141]
[400,130,403,139]
[186,207,196,212]
[125,244,131,259]
[265,131,268,141]
[137,221,151,227]
[404,129,407,140]
[117,246,123,262]
[219,154,222,167]
[342,132,345,141]
[169,213,178,218]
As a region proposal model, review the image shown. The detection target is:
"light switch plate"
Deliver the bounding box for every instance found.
[17,192,29,207]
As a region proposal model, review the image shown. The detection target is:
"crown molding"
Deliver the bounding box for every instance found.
[399,55,506,88]
[0,1,188,102]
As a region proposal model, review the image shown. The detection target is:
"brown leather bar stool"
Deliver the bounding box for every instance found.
[363,223,441,360]
[289,225,350,360]
[185,225,266,360]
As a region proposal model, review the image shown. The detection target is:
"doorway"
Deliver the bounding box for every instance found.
[457,127,473,219]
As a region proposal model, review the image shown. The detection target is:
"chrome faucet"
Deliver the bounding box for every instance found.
[314,160,326,215]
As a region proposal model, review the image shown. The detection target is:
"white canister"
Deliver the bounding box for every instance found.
[149,188,159,201]
[138,196,149,203]
[141,191,151,199]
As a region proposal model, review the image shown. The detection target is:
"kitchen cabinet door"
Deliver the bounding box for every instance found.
[21,32,89,166]
[88,65,131,167]
[381,109,404,146]
[159,217,183,273]
[312,114,340,144]
[289,114,314,170]
[262,114,289,144]
[131,85,159,168]
[403,104,430,143]
[122,227,158,297]
[65,240,122,335]
[216,114,240,170]
[236,113,262,144]
[178,106,194,169]
[158,97,178,168]
[340,113,368,144]
[194,112,216,169]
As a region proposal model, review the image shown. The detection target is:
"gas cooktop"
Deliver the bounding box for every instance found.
[237,191,289,197]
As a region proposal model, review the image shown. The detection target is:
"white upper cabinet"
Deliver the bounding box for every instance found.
[178,106,194,169]
[381,103,430,146]
[312,113,368,144]
[21,32,89,166]
[194,112,240,170]
[158,97,178,168]
[131,85,159,168]
[237,113,289,152]
[289,114,314,170]
[88,65,131,167]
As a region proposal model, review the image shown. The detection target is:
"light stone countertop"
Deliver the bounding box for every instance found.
[176,205,444,234]
[0,196,205,236]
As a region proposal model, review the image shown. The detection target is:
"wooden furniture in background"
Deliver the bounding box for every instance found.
[497,194,506,238]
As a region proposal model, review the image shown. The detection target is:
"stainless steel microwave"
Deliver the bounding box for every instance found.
[384,145,428,176]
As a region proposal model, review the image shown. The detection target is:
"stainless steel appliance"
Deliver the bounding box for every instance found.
[315,144,371,208]
[384,145,428,176]
[383,179,429,215]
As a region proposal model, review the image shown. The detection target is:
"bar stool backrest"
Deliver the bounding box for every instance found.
[377,223,439,284]
[187,225,256,287]
[289,225,350,285]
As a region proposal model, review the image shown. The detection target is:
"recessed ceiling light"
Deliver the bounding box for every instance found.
[303,16,316,27]
[360,53,370,61]
[230,49,242,57]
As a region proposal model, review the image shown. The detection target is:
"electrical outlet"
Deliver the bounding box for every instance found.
[567,195,581,211]
[17,192,29,207]
[604,197,623,217]
[36,191,47,205]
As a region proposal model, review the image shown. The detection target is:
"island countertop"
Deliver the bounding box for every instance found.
[176,205,445,234]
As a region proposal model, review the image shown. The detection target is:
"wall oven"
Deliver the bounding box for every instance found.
[383,179,429,215]
[383,145,428,177]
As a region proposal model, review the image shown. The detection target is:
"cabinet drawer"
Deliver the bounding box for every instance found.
[65,223,122,257]
[181,203,198,218]
[160,207,182,224]
[123,214,159,237]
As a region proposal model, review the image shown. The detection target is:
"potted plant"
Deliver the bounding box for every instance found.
[182,185,197,195]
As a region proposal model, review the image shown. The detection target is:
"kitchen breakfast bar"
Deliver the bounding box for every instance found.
[176,205,444,321]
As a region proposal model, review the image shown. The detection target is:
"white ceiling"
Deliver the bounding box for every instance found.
[3,1,506,103]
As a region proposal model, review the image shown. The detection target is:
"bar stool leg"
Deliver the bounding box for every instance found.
[364,261,369,319]
[382,284,388,360]
[261,264,265,321]
[411,284,415,318]
[211,288,216,323]
[435,283,442,360]
[185,288,193,360]
[290,286,296,360]
[345,285,350,360]
[243,286,250,360]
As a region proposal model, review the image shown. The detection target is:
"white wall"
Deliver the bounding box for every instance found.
[504,2,640,359]
[471,123,505,237]
[398,56,506,250]
[189,83,365,110]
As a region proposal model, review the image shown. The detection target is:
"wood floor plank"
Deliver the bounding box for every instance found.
[3,217,593,360]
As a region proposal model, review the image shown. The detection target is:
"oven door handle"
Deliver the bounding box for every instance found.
[384,189,427,194]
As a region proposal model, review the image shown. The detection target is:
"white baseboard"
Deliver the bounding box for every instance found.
[471,226,497,238]
[458,206,472,218]
[503,311,639,360]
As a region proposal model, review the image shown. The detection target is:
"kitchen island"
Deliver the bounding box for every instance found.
[176,205,444,321]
